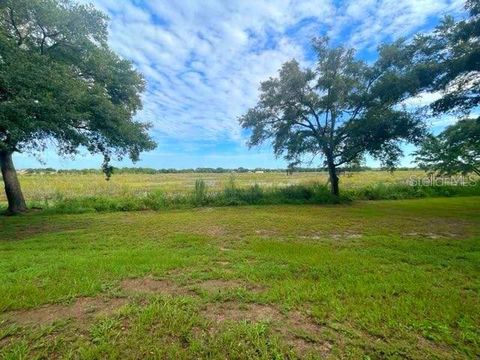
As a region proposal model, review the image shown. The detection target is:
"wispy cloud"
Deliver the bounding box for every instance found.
[90,0,333,143]
[20,0,465,169]
[329,0,464,51]
[88,0,462,144]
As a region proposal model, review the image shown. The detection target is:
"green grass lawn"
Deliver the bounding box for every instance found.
[0,197,479,359]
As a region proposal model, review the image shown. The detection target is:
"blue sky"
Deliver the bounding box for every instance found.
[15,0,470,169]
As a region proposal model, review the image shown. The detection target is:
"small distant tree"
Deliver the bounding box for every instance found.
[0,0,156,214]
[415,118,480,175]
[240,38,425,196]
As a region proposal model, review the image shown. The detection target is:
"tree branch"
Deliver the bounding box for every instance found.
[334,144,365,166]
[8,7,23,46]
[305,102,321,129]
[39,24,47,55]
[293,119,316,133]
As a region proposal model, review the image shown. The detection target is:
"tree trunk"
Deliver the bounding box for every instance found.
[326,154,340,196]
[0,151,27,214]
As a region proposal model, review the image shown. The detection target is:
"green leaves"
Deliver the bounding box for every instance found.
[415,118,480,176]
[0,0,155,174]
[397,0,480,117]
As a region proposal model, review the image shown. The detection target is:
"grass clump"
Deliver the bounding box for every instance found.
[193,179,208,206]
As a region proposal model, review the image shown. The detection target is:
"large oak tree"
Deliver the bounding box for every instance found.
[0,0,155,214]
[240,38,425,196]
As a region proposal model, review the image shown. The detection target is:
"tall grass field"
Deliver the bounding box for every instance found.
[2,170,479,213]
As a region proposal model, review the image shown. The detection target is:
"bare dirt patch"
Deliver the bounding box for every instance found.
[346,233,362,239]
[202,302,281,323]
[196,225,228,237]
[120,278,193,296]
[194,279,265,294]
[283,310,332,357]
[403,232,461,239]
[3,297,127,327]
[254,229,277,237]
[215,260,230,266]
[330,232,362,240]
[201,302,332,357]
[300,232,363,241]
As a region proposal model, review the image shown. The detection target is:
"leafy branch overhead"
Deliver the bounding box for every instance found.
[415,118,480,176]
[394,0,479,117]
[0,0,156,163]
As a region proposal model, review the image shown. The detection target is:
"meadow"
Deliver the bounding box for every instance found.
[0,197,479,358]
[10,170,425,200]
[3,170,479,213]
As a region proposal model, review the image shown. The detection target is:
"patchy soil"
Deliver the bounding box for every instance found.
[120,278,193,296]
[120,277,266,297]
[201,302,331,357]
[254,229,278,237]
[194,225,228,237]
[403,232,461,239]
[215,260,230,266]
[194,279,265,293]
[202,302,281,323]
[328,233,363,240]
[284,310,333,356]
[3,297,127,327]
[299,232,363,241]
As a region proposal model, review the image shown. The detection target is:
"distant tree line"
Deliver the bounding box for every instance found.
[15,166,421,175]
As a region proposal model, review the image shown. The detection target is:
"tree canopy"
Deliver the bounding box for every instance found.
[0,0,155,213]
[415,118,480,176]
[395,0,479,117]
[392,0,479,176]
[240,38,425,195]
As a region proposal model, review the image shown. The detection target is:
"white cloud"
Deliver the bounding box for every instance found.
[402,91,442,108]
[80,0,326,143]
[431,111,480,128]
[329,0,464,50]
[83,0,464,145]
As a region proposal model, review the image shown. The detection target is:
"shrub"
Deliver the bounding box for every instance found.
[278,185,314,202]
[193,179,208,206]
[237,184,264,204]
[312,183,342,203]
[221,174,243,205]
